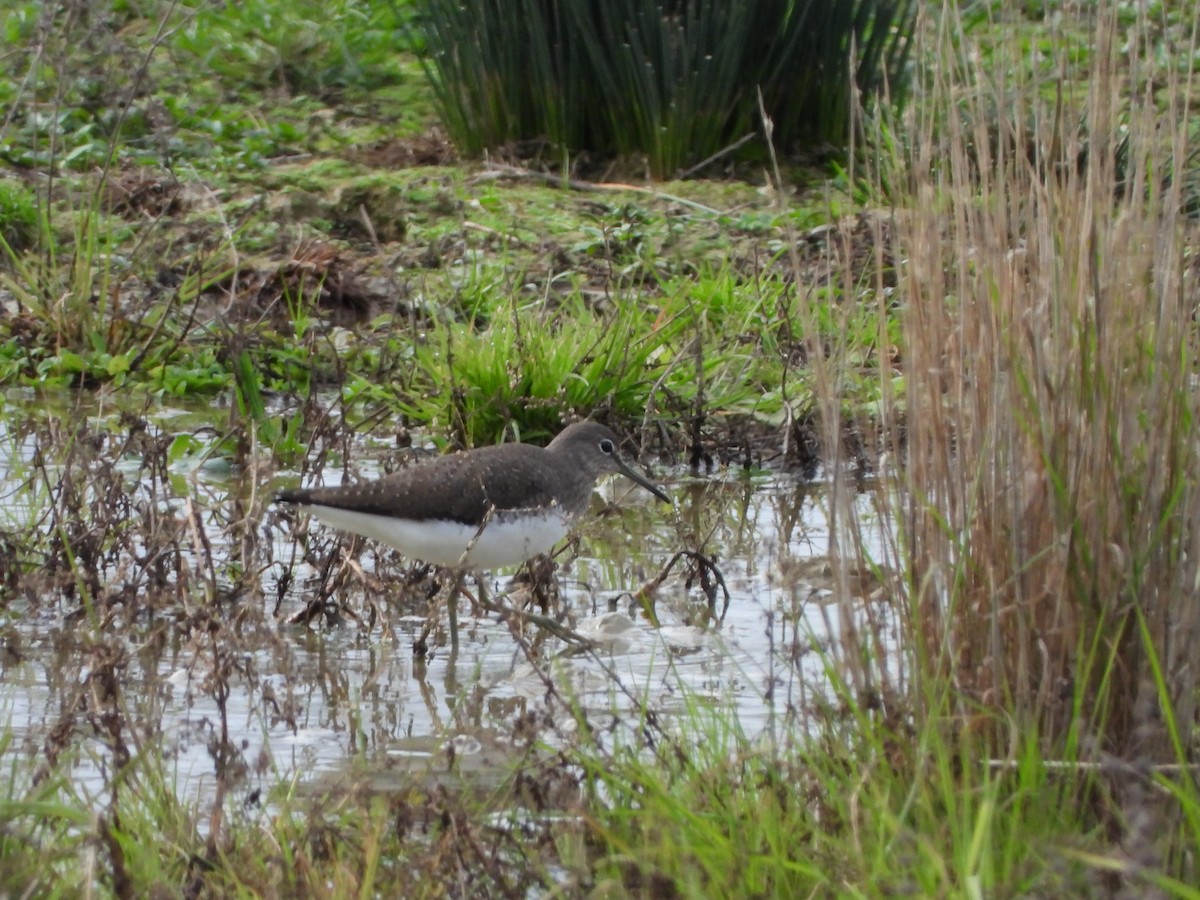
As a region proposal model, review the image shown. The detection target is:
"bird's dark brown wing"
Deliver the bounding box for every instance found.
[276,443,563,524]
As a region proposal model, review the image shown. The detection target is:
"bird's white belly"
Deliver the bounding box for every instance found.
[299,505,573,569]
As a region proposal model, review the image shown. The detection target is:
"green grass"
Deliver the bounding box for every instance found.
[168,0,412,98]
[4,664,1195,897]
[0,0,1197,896]
[571,693,1112,896]
[0,0,856,434]
[417,0,917,175]
[0,177,39,252]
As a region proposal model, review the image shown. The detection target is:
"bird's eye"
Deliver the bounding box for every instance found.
[599,439,615,454]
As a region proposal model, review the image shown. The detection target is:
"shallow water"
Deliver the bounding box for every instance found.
[0,390,893,804]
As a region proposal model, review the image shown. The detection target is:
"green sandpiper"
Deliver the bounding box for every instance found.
[276,422,670,571]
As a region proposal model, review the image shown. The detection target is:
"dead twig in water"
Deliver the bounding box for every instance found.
[634,550,731,625]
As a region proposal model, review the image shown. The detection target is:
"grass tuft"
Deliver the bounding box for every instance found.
[879,1,1200,758]
[417,0,917,176]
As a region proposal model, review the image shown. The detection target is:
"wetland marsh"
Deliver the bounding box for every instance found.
[2,0,1199,896]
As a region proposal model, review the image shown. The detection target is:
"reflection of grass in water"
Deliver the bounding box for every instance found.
[0,418,39,534]
[0,393,696,896]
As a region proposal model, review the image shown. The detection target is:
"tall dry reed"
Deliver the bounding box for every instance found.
[827,3,1200,762]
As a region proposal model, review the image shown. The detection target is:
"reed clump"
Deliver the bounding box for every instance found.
[873,4,1200,764]
[417,0,916,176]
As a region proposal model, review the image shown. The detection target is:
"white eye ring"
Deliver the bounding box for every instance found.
[599,439,615,454]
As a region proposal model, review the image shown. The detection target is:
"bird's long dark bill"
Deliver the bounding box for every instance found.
[614,459,671,503]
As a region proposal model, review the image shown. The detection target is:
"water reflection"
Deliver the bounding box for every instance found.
[0,394,892,805]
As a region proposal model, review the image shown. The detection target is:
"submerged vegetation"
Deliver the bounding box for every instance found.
[0,0,1199,897]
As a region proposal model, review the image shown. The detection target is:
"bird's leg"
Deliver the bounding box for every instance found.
[440,506,495,651]
[465,574,487,615]
[445,568,464,653]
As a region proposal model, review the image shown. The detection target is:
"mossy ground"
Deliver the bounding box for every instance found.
[0,1,885,466]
